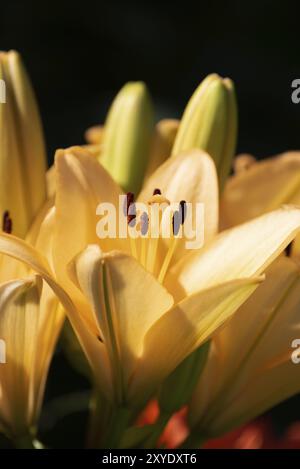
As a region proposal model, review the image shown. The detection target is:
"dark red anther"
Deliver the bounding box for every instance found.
[123,192,136,226]
[172,201,187,236]
[123,192,135,216]
[2,211,12,234]
[179,200,187,225]
[153,188,161,195]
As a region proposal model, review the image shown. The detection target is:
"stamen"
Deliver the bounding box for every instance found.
[172,201,187,236]
[123,192,134,216]
[158,238,178,284]
[124,192,136,226]
[153,188,161,195]
[2,211,12,234]
[179,200,187,224]
[159,201,187,283]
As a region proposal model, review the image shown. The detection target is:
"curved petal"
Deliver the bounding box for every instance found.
[189,256,300,437]
[0,233,113,401]
[139,149,218,245]
[68,245,173,390]
[166,207,300,301]
[0,276,40,435]
[221,152,300,228]
[130,276,262,406]
[53,146,130,303]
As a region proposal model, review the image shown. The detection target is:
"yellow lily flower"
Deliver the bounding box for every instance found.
[188,256,300,442]
[0,147,300,415]
[0,50,47,237]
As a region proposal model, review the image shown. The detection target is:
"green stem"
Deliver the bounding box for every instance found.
[87,390,131,449]
[104,406,131,449]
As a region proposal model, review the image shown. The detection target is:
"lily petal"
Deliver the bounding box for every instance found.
[139,149,219,268]
[68,245,173,390]
[189,256,300,437]
[221,152,300,228]
[53,147,129,299]
[0,276,40,436]
[130,276,262,406]
[167,207,300,301]
[0,233,113,401]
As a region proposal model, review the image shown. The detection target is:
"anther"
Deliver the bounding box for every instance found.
[2,211,12,234]
[179,200,187,224]
[123,192,136,226]
[123,192,135,216]
[172,201,187,235]
[153,188,161,195]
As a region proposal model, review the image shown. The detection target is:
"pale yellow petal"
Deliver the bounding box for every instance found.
[139,149,219,269]
[0,276,40,435]
[53,146,129,300]
[68,245,173,391]
[139,149,218,242]
[130,276,261,406]
[189,256,300,437]
[0,233,113,401]
[167,207,300,301]
[221,152,300,228]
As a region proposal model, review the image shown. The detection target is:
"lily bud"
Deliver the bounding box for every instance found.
[101,82,154,194]
[0,50,47,237]
[159,342,210,414]
[172,74,237,191]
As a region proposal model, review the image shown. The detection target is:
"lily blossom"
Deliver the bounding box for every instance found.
[0,147,300,412]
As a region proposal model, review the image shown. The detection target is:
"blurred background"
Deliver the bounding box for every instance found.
[1,0,300,448]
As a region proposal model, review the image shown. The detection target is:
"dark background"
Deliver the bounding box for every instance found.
[1,0,300,447]
[1,0,300,163]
